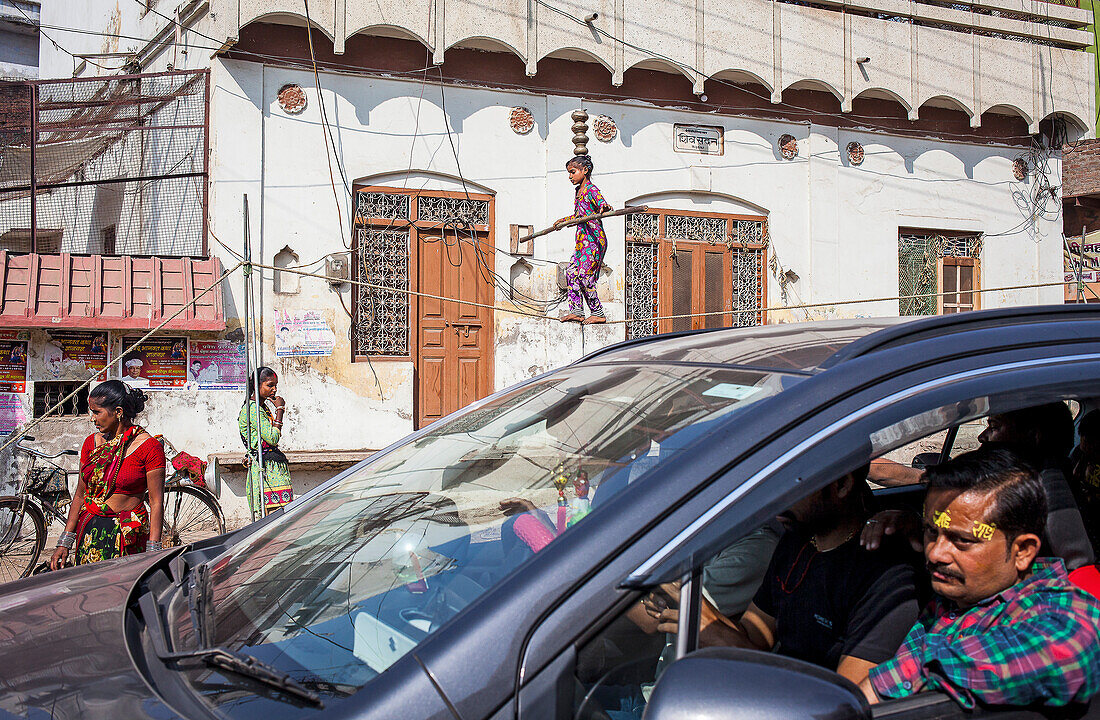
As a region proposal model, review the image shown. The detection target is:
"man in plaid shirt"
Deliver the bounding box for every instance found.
[861,446,1100,709]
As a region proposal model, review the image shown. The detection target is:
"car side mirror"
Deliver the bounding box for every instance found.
[644,648,871,720]
[911,452,940,470]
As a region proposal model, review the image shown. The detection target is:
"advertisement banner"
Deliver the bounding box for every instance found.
[0,394,25,433]
[188,340,247,390]
[0,340,28,393]
[44,331,109,380]
[1065,230,1100,302]
[274,309,337,358]
[119,337,188,389]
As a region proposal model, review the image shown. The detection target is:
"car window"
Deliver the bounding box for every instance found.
[173,362,804,712]
[571,517,780,720]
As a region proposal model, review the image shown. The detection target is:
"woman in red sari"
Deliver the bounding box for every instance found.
[50,380,166,569]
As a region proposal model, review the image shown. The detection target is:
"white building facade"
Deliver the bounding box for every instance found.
[30,0,1095,523]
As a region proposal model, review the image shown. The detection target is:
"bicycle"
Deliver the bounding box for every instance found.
[0,434,227,584]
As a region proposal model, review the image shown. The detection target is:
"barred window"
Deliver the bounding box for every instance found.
[353,227,410,356]
[899,230,981,316]
[33,381,88,418]
[625,211,767,339]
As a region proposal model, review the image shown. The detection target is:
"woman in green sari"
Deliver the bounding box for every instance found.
[239,367,292,520]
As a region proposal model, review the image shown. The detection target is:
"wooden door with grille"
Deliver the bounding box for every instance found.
[414,218,494,428]
[625,209,767,338]
[658,242,734,333]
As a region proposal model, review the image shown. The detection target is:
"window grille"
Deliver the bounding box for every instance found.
[33,381,88,418]
[664,215,727,244]
[357,192,410,220]
[733,219,765,246]
[732,247,765,327]
[417,196,489,225]
[626,241,659,338]
[354,228,410,355]
[898,232,981,316]
[626,213,659,239]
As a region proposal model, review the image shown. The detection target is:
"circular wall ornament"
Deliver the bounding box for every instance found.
[778,134,798,160]
[593,114,617,142]
[277,84,307,114]
[1012,157,1029,181]
[846,141,864,166]
[510,107,535,134]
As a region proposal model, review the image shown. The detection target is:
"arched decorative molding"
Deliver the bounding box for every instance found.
[240,12,337,43]
[710,68,774,94]
[853,87,913,114]
[625,58,698,91]
[273,246,301,295]
[540,46,616,75]
[783,78,844,103]
[917,95,977,125]
[1042,110,1090,135]
[346,24,431,49]
[353,170,497,196]
[625,190,770,218]
[446,35,527,62]
[981,103,1036,134]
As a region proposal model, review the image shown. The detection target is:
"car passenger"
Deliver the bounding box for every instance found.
[977,403,1094,569]
[647,466,920,685]
[1071,409,1100,552]
[861,446,1100,709]
[867,403,1094,569]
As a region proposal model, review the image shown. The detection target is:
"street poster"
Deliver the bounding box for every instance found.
[1065,230,1100,301]
[119,337,188,389]
[0,340,28,393]
[188,340,247,390]
[45,331,109,380]
[274,309,337,358]
[0,394,25,433]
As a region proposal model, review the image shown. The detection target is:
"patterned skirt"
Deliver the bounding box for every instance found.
[246,458,293,518]
[75,499,149,565]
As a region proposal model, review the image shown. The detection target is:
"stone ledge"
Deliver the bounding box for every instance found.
[209,450,376,472]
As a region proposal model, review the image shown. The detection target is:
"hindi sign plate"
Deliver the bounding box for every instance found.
[674,124,724,155]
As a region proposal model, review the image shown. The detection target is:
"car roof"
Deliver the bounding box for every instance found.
[577,304,1100,373]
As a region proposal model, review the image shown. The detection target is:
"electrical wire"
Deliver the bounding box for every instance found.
[303,0,351,249]
[252,257,1077,325]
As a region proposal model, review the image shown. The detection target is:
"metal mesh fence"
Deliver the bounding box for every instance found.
[0,70,208,257]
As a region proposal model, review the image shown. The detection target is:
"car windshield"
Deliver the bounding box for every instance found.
[178,362,801,707]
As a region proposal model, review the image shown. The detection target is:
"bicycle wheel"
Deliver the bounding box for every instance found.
[162,486,225,548]
[0,498,45,584]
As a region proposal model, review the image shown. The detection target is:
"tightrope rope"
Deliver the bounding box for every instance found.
[252,260,1079,325]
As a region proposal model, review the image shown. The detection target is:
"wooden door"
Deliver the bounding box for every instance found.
[657,241,733,333]
[415,233,494,428]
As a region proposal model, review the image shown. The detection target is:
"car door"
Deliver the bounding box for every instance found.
[514,340,1100,720]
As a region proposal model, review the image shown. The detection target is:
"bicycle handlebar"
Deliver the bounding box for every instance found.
[15,444,79,460]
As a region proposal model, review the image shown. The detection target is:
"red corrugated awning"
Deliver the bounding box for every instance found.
[0,253,225,330]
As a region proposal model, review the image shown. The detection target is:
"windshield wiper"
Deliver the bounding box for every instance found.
[138,592,324,708]
[188,562,215,650]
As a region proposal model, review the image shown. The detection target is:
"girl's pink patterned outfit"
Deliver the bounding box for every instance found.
[565,181,611,317]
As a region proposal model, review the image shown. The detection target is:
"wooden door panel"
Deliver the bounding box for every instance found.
[457,357,480,408]
[415,229,493,429]
[419,356,445,422]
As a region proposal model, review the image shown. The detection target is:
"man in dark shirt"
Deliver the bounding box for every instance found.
[648,465,919,684]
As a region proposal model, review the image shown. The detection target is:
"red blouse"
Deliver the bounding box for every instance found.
[81,435,166,496]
